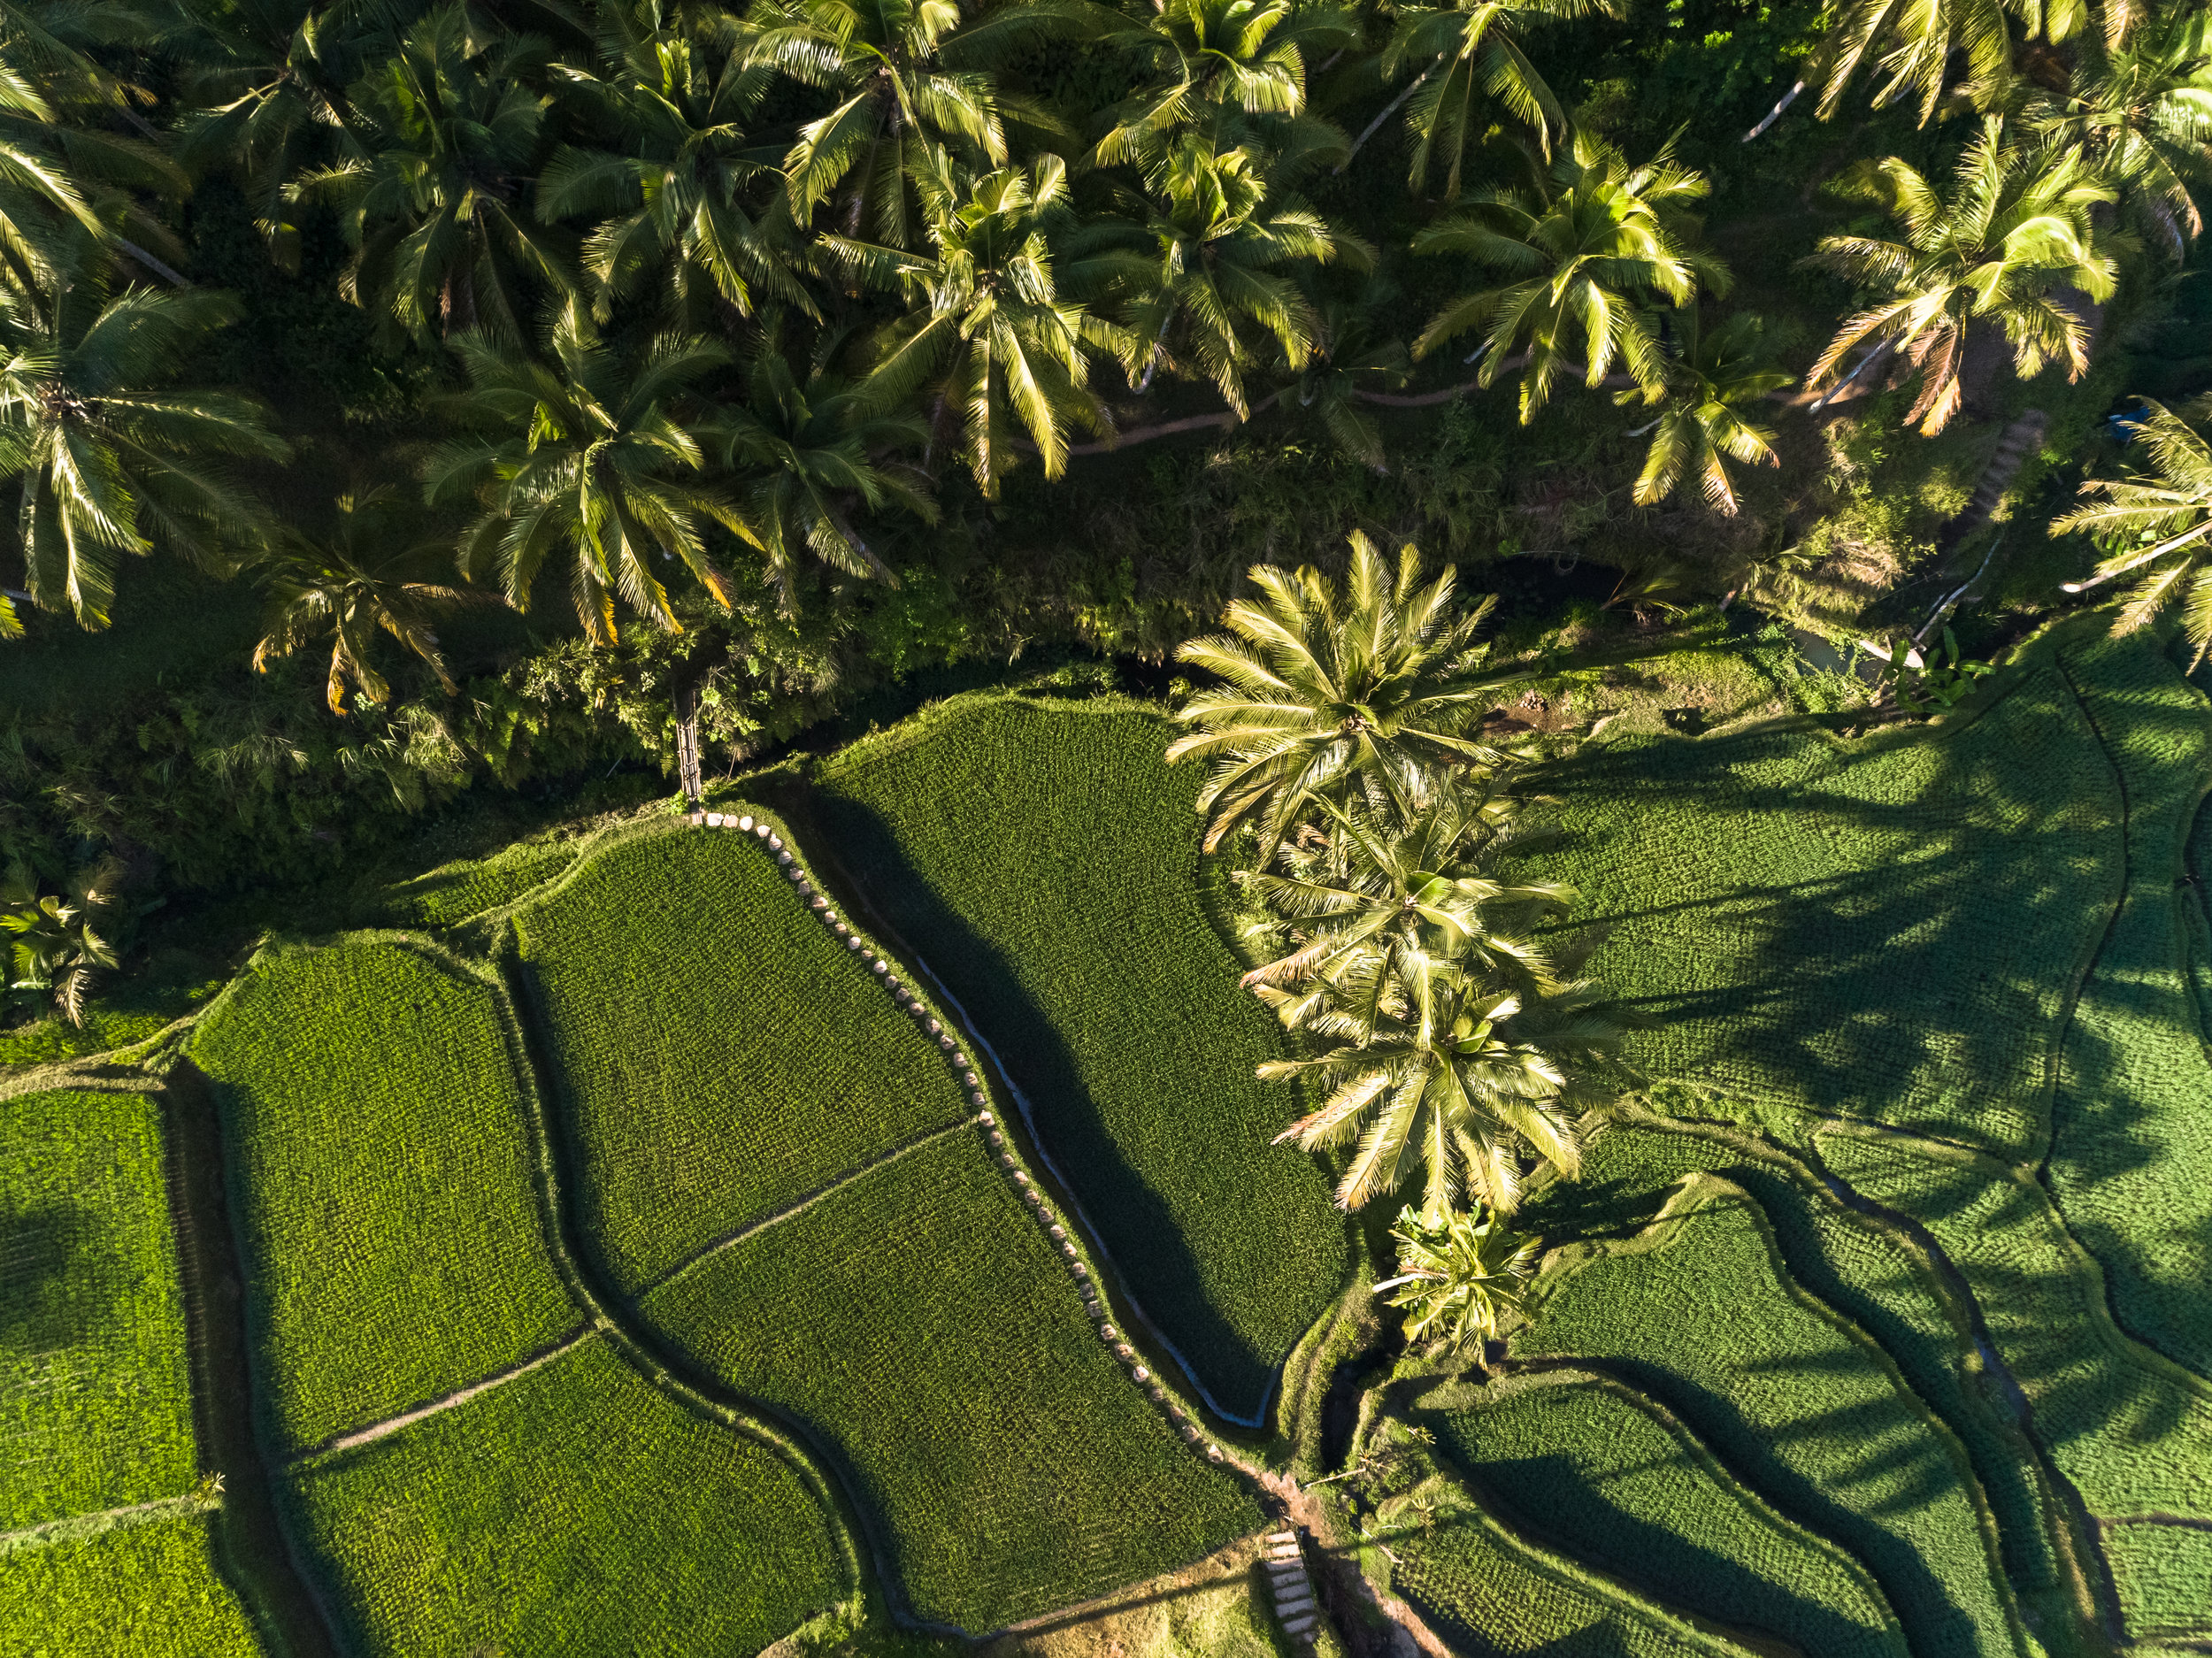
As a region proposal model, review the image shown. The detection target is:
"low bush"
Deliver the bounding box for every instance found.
[1417,1370,1906,1658]
[1513,1176,2029,1658]
[811,693,1348,1422]
[187,939,577,1451]
[511,824,969,1293]
[0,1515,260,1657]
[0,1086,197,1531]
[284,1335,843,1658]
[641,1130,1258,1632]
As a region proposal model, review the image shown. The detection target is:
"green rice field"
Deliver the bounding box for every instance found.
[0,1515,261,1658]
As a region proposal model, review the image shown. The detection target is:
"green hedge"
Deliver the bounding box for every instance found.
[285,1335,843,1657]
[1513,1176,2029,1658]
[0,1086,198,1531]
[641,1130,1258,1632]
[2038,626,2212,1378]
[811,693,1348,1421]
[511,823,970,1293]
[188,939,579,1451]
[1417,1370,1906,1658]
[0,1515,260,1657]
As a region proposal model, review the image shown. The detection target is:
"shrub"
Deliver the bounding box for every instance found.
[187,938,578,1451]
[0,1086,197,1530]
[811,693,1349,1422]
[0,1515,259,1657]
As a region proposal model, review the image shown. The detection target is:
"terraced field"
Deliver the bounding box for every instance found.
[511,817,1259,1631]
[810,692,1351,1423]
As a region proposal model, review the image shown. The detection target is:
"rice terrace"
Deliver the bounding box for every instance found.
[4,0,2212,1653]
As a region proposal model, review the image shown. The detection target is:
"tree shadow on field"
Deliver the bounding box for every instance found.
[772,782,1281,1424]
[0,1201,104,1353]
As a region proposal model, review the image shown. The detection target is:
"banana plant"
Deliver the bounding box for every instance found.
[1377,1201,1540,1350]
[3,859,118,1025]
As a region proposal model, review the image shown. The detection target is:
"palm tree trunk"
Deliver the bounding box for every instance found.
[1741,80,1806,142]
[112,237,189,288]
[1336,63,1439,174]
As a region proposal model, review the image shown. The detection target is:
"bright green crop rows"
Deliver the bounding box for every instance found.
[1514,1177,2027,1658]
[512,823,967,1293]
[373,839,579,929]
[1527,649,2117,1156]
[188,939,578,1451]
[0,1086,197,1531]
[2037,628,2212,1377]
[641,1130,1258,1631]
[813,693,1348,1421]
[285,1335,843,1657]
[1421,1370,1906,1658]
[1388,1497,1758,1657]
[0,1516,260,1657]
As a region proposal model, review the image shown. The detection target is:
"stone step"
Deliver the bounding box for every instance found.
[1275,1595,1316,1618]
[1263,1531,1298,1545]
[1280,1614,1318,1637]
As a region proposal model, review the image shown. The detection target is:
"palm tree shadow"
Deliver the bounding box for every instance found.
[0,1201,105,1354]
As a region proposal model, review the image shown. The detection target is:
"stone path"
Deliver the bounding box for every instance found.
[1263,1529,1321,1648]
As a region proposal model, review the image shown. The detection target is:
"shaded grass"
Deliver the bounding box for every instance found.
[0,1086,197,1531]
[0,1514,260,1657]
[284,1335,843,1658]
[810,693,1348,1421]
[187,939,576,1451]
[1414,1368,1906,1658]
[640,1131,1259,1633]
[1513,1176,2028,1658]
[511,823,967,1293]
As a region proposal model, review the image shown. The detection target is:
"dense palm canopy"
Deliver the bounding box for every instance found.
[0,269,287,630]
[1807,119,2116,435]
[1378,1202,1540,1343]
[1413,133,1726,422]
[1817,0,2062,126]
[1168,534,1532,858]
[252,487,499,712]
[426,306,748,643]
[1622,310,1791,514]
[2055,396,2212,658]
[1095,0,1351,168]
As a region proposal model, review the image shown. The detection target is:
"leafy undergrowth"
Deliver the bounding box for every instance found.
[0,1515,260,1657]
[509,824,967,1293]
[282,1336,840,1658]
[187,939,578,1450]
[809,692,1349,1423]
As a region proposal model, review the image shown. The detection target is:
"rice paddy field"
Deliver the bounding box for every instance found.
[10,607,2212,1658]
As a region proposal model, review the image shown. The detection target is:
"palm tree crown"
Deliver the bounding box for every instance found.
[1817,0,2062,127]
[1806,119,2117,435]
[1413,132,1727,422]
[2055,395,2212,659]
[1622,310,1792,515]
[1168,533,1532,857]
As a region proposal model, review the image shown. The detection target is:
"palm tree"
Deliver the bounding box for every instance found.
[1413,132,1727,423]
[536,0,814,323]
[1816,0,2058,127]
[1262,965,1624,1214]
[1805,119,2117,436]
[1377,1202,1540,1345]
[1620,310,1791,514]
[1094,0,1353,169]
[746,0,1071,248]
[424,304,749,644]
[251,487,503,712]
[713,326,937,610]
[824,150,1124,496]
[2024,4,2212,262]
[3,856,116,1025]
[291,3,575,345]
[1089,138,1351,418]
[2055,395,2212,660]
[0,272,288,630]
[1167,533,1533,858]
[1289,280,1412,469]
[1363,0,1620,196]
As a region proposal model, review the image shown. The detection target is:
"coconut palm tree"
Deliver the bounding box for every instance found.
[1361,0,1620,196]
[1620,310,1792,514]
[291,2,574,345]
[0,272,288,631]
[1816,0,2060,127]
[712,325,937,609]
[1168,533,1533,857]
[251,487,503,712]
[536,0,814,323]
[1412,132,1727,423]
[1088,138,1350,418]
[824,149,1125,495]
[3,856,116,1025]
[2055,395,2212,660]
[1378,1202,1540,1343]
[1805,119,2117,436]
[424,304,749,644]
[1094,0,1354,170]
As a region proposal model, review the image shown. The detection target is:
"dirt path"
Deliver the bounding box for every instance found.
[288,1325,595,1465]
[0,1489,220,1555]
